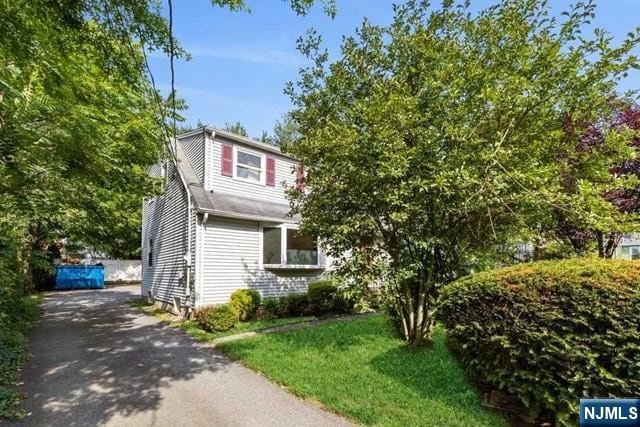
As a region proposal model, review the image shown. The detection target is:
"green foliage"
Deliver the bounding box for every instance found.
[194,304,239,332]
[307,279,351,316]
[258,298,280,319]
[277,293,310,317]
[271,112,301,147]
[437,259,640,425]
[229,289,261,321]
[0,294,40,420]
[223,121,249,137]
[285,0,640,345]
[307,280,338,316]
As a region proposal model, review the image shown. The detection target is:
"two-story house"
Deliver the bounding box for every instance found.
[141,127,328,314]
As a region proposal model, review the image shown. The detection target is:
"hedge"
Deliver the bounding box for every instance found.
[230,289,261,321]
[308,280,340,316]
[437,258,640,425]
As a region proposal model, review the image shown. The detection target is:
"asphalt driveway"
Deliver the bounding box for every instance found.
[13,285,351,427]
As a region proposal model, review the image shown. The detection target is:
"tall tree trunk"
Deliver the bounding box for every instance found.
[395,281,435,346]
[597,231,622,258]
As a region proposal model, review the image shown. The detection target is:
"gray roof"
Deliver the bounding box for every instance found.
[173,140,298,223]
[177,126,296,160]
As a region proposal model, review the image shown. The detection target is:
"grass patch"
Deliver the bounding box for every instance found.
[218,315,505,427]
[1,294,42,420]
[128,298,313,342]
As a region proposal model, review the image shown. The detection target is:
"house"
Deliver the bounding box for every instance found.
[614,234,640,260]
[141,127,329,314]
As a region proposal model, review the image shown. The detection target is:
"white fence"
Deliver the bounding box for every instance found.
[101,260,141,283]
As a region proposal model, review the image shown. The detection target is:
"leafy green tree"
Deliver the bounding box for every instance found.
[224,121,249,137]
[285,0,639,345]
[272,112,301,147]
[552,105,640,258]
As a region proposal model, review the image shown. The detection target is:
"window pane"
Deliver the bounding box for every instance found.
[237,165,261,182]
[237,151,261,168]
[286,229,317,265]
[263,227,281,264]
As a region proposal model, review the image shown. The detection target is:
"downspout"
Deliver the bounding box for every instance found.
[169,139,193,316]
[184,183,192,315]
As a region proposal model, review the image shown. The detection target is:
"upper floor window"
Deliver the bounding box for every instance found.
[221,142,278,187]
[235,148,264,184]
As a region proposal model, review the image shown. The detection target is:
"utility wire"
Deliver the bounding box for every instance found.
[168,0,177,157]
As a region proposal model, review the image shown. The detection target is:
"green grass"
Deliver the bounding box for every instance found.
[1,294,41,420]
[128,298,313,342]
[218,315,506,427]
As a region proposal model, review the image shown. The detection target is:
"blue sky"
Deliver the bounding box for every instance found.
[149,0,640,138]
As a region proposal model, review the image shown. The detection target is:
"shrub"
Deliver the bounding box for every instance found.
[256,298,280,320]
[307,280,352,316]
[277,293,310,317]
[229,289,261,321]
[437,258,640,425]
[194,304,239,332]
[0,294,40,419]
[307,280,338,316]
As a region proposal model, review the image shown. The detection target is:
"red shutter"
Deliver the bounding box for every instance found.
[295,165,305,191]
[266,156,276,187]
[221,143,233,176]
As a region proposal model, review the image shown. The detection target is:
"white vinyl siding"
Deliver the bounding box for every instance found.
[205,135,297,204]
[179,132,205,182]
[197,216,324,306]
[141,161,193,305]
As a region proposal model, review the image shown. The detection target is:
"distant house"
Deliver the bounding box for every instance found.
[141,127,329,313]
[614,234,640,260]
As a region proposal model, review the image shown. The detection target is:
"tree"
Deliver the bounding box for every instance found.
[552,105,640,258]
[224,121,249,137]
[272,112,301,147]
[1,0,334,292]
[285,0,639,345]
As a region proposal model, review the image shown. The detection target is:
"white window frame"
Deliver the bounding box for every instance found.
[259,223,320,268]
[233,146,265,185]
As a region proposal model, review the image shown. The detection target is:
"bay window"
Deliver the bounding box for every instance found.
[262,225,319,266]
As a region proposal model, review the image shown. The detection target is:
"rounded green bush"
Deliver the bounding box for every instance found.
[277,293,310,317]
[307,280,351,316]
[437,258,640,425]
[194,304,239,332]
[258,297,280,319]
[229,289,261,321]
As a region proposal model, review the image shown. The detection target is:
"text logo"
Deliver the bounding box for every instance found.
[580,399,640,427]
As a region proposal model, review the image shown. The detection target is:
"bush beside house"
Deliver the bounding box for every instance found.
[229,289,261,321]
[194,304,239,332]
[437,258,640,425]
[194,281,354,332]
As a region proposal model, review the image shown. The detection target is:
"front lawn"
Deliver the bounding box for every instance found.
[129,298,313,342]
[218,315,505,426]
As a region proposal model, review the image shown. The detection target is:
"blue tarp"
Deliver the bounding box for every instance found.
[55,265,105,290]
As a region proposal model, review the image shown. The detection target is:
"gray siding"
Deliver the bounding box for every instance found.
[197,216,324,306]
[179,132,205,183]
[205,135,298,204]
[141,161,193,306]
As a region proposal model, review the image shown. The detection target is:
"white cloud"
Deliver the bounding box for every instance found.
[186,44,306,66]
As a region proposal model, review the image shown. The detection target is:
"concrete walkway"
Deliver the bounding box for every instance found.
[13,286,352,427]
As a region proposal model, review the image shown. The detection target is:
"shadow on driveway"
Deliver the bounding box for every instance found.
[12,286,350,427]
